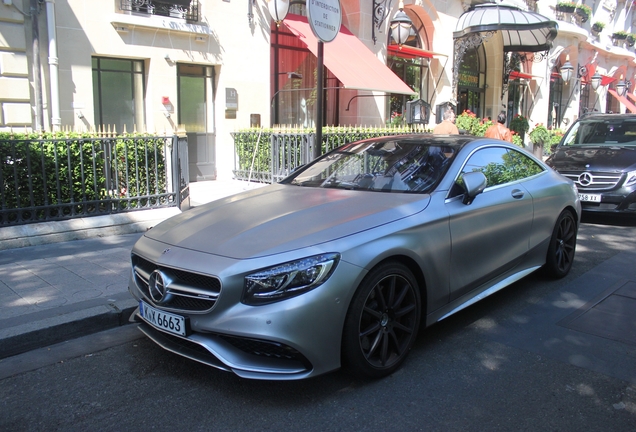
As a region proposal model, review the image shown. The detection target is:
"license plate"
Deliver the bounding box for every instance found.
[578,193,601,203]
[139,301,187,336]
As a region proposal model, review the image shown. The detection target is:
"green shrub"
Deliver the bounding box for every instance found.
[231,125,428,179]
[1,131,168,221]
[455,110,493,136]
[509,114,530,135]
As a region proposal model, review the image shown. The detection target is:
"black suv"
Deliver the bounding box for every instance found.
[547,114,636,214]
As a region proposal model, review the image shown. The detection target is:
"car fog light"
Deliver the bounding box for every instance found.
[243,253,340,305]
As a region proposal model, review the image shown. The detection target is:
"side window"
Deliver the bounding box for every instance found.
[454,147,544,193]
[460,147,509,188]
[505,149,544,180]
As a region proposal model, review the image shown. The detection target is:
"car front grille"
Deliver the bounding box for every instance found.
[560,171,622,191]
[132,254,221,313]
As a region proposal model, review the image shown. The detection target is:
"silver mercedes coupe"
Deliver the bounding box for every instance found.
[128,135,581,380]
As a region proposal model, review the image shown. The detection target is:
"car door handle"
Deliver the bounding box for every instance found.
[511,189,525,199]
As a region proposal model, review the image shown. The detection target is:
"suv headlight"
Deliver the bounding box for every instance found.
[242,253,340,305]
[625,170,636,187]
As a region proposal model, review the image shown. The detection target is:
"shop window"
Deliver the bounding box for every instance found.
[92,57,145,133]
[457,47,486,118]
[270,17,339,127]
[387,12,429,126]
[548,62,563,128]
[579,82,592,117]
[506,53,529,125]
[605,83,620,114]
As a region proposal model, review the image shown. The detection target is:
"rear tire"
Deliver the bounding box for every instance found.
[342,262,421,378]
[544,210,577,278]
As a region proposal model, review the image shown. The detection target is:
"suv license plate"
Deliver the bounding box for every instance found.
[139,301,186,336]
[578,193,601,202]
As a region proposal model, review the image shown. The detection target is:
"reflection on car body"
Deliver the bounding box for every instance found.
[128,135,580,380]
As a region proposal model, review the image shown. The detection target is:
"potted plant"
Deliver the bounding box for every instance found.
[556,1,577,13]
[612,30,628,40]
[592,21,605,34]
[628,33,636,47]
[575,4,592,23]
[509,114,530,140]
[529,123,551,158]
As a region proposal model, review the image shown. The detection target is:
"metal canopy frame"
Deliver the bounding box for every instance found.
[452,4,557,102]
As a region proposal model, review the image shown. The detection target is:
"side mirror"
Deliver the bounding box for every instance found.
[461,171,487,205]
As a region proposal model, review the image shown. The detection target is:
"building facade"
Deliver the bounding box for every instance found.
[1,0,635,181]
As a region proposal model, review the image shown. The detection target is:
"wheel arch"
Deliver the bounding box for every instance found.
[358,254,429,315]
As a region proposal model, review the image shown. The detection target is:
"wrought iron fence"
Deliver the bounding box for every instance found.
[232,127,425,183]
[0,133,189,226]
[120,0,199,22]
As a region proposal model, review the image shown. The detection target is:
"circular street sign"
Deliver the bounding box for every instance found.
[307,0,342,43]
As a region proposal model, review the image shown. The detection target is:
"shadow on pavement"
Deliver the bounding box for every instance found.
[581,212,636,227]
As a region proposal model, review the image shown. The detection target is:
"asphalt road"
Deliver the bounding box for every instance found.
[0,215,635,431]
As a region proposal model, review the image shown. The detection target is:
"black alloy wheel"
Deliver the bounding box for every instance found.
[545,210,577,278]
[342,262,421,378]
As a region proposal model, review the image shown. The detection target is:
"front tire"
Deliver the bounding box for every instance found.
[342,262,421,378]
[544,210,577,278]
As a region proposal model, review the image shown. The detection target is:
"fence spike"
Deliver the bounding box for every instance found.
[123,124,127,135]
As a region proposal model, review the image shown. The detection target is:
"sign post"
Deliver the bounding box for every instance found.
[307,0,341,159]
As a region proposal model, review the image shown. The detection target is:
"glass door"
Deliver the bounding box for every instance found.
[178,64,215,181]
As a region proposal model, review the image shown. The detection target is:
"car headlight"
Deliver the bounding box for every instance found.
[242,253,340,305]
[625,170,636,187]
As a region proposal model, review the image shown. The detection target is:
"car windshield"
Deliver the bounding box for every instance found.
[282,139,456,193]
[561,118,636,146]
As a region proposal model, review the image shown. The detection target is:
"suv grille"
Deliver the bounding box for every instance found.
[560,171,622,191]
[132,254,221,313]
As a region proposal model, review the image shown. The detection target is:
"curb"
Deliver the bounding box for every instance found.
[0,207,181,251]
[0,295,139,360]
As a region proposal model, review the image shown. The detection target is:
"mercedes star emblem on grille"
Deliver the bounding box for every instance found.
[578,172,593,186]
[148,270,172,303]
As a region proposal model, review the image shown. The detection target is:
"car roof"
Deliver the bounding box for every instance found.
[361,134,479,150]
[579,113,636,121]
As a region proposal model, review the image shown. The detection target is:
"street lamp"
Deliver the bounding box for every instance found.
[616,75,627,96]
[268,0,289,26]
[560,56,574,83]
[590,72,602,90]
[390,1,413,46]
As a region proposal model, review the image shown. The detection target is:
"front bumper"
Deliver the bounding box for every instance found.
[580,190,636,213]
[132,313,313,380]
[128,236,363,380]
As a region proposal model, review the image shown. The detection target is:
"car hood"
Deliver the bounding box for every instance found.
[145,184,431,259]
[549,146,636,171]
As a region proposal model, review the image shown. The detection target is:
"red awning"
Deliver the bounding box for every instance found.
[510,71,533,80]
[627,92,636,104]
[601,75,616,86]
[608,89,636,113]
[387,44,447,59]
[283,15,415,95]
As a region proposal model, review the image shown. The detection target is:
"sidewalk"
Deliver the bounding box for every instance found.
[0,179,265,359]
